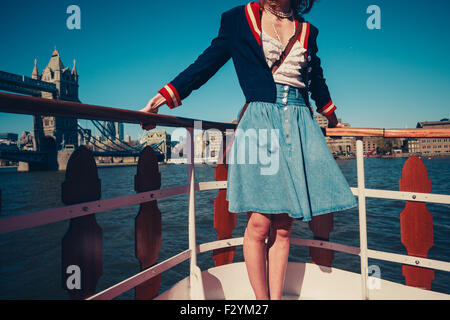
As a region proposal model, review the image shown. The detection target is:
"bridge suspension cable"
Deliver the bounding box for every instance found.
[78,123,165,158]
[89,121,130,152]
[90,120,147,152]
[91,120,146,151]
[77,124,119,152]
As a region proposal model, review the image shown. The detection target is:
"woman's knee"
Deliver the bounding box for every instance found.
[246,212,271,241]
[271,214,293,240]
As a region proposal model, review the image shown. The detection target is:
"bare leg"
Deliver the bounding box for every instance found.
[267,213,294,300]
[243,212,271,300]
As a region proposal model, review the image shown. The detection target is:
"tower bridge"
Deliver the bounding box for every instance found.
[0,48,169,171]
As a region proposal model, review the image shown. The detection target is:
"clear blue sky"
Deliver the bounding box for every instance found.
[0,0,449,141]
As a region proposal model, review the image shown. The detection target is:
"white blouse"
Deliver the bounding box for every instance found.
[261,30,307,89]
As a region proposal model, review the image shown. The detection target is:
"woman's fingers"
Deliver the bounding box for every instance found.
[151,93,167,110]
[141,122,156,130]
[141,94,167,113]
[140,100,157,113]
[328,123,344,140]
[140,94,168,130]
[140,103,157,130]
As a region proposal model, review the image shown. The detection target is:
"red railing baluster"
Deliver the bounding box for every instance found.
[213,137,237,267]
[134,147,162,299]
[399,155,435,290]
[308,213,334,267]
[61,146,103,299]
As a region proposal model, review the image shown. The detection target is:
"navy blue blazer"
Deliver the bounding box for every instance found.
[158,1,337,117]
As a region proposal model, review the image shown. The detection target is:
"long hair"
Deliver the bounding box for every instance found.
[261,0,316,16]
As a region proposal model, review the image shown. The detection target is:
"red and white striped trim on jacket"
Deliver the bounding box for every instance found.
[245,1,262,45]
[318,100,337,116]
[245,2,311,52]
[158,83,181,109]
[297,21,310,53]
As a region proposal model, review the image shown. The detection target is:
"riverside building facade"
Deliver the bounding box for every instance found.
[408,119,450,155]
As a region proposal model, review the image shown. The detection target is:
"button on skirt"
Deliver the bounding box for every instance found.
[225,83,357,221]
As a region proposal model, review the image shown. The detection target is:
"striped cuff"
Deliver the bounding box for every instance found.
[318,100,337,116]
[158,83,181,109]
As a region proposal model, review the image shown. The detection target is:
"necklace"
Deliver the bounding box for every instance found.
[264,5,294,19]
[270,15,295,47]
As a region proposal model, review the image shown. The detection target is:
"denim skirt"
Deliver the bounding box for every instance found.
[225,83,357,221]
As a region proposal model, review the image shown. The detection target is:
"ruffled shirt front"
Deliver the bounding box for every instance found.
[261,30,307,89]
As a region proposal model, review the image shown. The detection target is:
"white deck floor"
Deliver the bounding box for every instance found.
[156,262,449,300]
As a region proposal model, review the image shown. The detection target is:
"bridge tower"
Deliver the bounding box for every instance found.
[32,48,80,151]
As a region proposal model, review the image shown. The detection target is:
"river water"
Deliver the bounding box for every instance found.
[0,157,449,299]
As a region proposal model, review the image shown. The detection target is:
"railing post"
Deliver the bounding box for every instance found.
[308,213,334,267]
[399,155,434,290]
[356,138,369,300]
[134,146,162,300]
[213,134,237,267]
[186,127,205,300]
[61,146,102,300]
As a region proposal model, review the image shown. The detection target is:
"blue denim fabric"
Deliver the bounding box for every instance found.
[226,83,357,221]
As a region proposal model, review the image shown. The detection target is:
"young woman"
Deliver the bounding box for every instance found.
[140,0,357,300]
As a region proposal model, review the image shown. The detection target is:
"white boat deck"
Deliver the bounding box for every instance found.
[156,262,449,300]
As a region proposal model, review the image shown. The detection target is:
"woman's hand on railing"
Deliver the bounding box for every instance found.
[139,93,167,130]
[327,113,344,139]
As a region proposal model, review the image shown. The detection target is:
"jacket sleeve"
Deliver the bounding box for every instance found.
[308,25,337,117]
[158,12,233,109]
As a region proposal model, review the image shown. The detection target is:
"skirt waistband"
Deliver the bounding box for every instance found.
[275,83,308,107]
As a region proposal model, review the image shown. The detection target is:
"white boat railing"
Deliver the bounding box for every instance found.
[0,92,449,300]
[1,133,449,300]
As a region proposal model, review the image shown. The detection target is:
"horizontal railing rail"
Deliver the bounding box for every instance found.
[324,127,450,138]
[0,92,235,131]
[1,91,449,137]
[1,183,449,234]
[0,181,225,234]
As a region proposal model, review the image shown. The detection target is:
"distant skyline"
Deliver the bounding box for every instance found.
[1,0,449,140]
